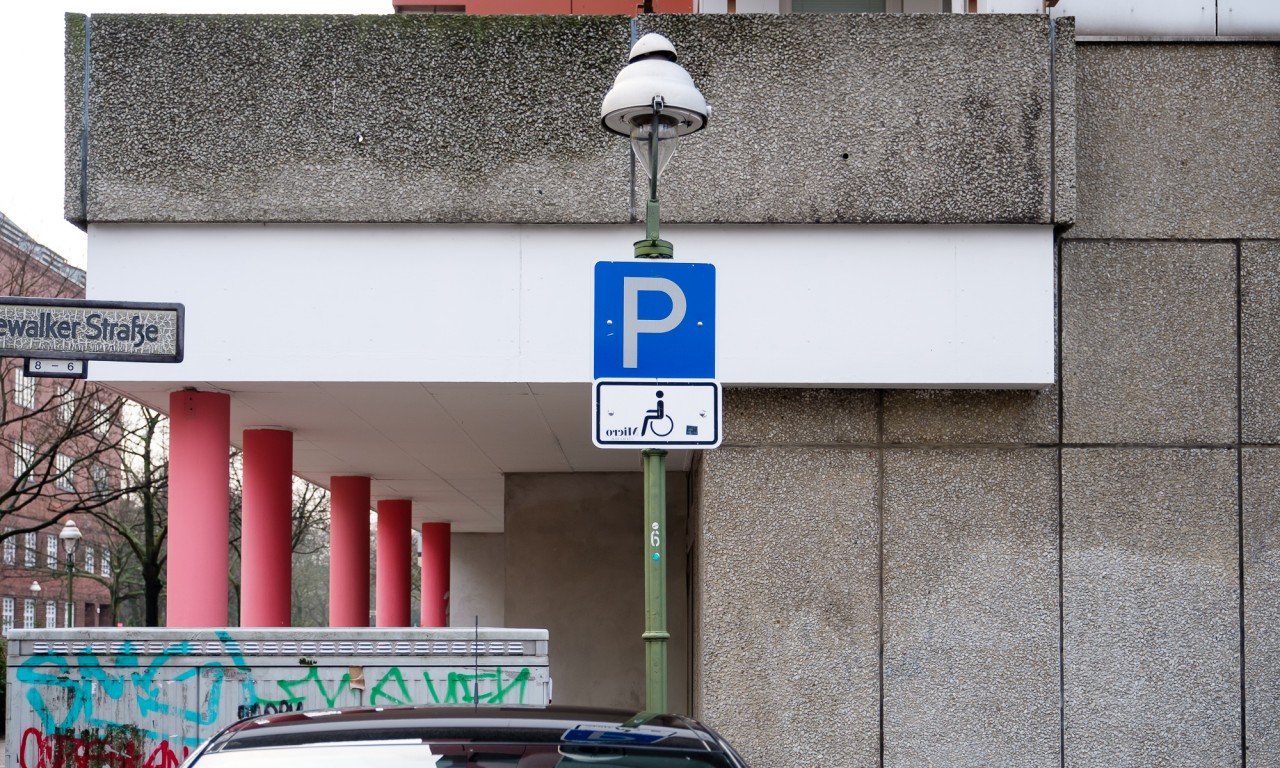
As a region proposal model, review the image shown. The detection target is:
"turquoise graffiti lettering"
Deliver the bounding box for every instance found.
[15,633,539,759]
[17,640,227,747]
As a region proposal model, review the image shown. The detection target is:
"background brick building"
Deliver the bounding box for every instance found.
[0,212,118,630]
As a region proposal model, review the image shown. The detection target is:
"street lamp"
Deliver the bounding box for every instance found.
[600,32,708,714]
[601,32,709,259]
[30,581,40,628]
[59,519,81,627]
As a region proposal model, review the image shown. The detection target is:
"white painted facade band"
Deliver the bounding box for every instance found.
[87,223,1053,389]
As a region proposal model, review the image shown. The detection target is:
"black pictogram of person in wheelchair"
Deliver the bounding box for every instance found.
[641,390,674,437]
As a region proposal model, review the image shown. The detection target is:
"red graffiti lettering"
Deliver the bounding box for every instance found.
[18,727,188,768]
[143,742,185,768]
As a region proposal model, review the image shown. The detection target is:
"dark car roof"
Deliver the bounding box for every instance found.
[200,705,728,756]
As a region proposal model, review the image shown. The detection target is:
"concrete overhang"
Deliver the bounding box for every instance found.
[65,13,1073,530]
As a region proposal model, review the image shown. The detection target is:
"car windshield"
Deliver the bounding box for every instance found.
[189,741,738,768]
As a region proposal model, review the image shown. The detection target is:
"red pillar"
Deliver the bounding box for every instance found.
[241,429,293,627]
[329,476,371,627]
[167,391,230,627]
[375,499,412,627]
[420,522,451,627]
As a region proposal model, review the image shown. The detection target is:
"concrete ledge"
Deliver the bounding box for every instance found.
[639,13,1069,225]
[68,13,632,226]
[67,13,1072,226]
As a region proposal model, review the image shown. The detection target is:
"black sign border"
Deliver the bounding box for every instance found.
[0,297,184,364]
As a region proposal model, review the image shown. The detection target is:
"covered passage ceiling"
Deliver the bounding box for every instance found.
[108,381,694,534]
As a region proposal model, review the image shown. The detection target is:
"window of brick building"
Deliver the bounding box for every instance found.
[24,532,35,567]
[92,464,111,498]
[45,601,55,628]
[94,401,111,436]
[85,544,95,574]
[3,529,13,565]
[2,597,13,635]
[55,453,74,491]
[56,386,75,424]
[23,598,35,628]
[14,370,35,410]
[102,549,111,577]
[46,535,57,568]
[13,440,34,481]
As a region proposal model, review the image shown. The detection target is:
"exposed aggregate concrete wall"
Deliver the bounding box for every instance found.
[692,37,1280,768]
[65,13,1073,226]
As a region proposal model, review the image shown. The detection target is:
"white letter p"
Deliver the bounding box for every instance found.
[623,277,687,369]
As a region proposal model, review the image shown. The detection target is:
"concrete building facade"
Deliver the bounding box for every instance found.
[62,8,1280,767]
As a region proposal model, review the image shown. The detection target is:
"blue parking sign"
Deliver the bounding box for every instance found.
[594,261,715,380]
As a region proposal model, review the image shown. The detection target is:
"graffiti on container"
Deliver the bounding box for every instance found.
[18,725,187,768]
[16,638,231,746]
[234,700,302,720]
[15,630,540,754]
[368,665,532,706]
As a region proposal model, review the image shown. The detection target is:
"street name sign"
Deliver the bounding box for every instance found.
[0,297,184,364]
[594,261,715,380]
[594,380,721,449]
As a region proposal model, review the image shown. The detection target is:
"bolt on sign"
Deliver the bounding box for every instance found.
[0,297,184,363]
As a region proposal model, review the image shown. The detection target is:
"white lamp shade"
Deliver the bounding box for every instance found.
[601,34,709,139]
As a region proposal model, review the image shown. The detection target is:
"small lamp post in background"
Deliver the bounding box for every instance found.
[59,519,81,627]
[601,33,708,714]
[30,580,41,628]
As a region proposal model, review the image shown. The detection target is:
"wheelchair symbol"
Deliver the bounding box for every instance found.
[641,390,674,437]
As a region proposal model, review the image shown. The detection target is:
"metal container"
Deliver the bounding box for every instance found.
[5,627,551,768]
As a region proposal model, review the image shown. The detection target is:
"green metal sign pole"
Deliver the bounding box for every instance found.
[642,447,669,713]
[638,100,669,713]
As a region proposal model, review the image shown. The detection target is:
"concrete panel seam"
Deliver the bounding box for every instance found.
[1056,226,1067,767]
[1062,237,1245,244]
[1061,442,1240,449]
[875,390,885,768]
[1236,238,1248,765]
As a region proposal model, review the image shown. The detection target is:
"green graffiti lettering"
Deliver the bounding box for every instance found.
[276,666,352,708]
[369,668,412,706]
[442,667,530,705]
[422,670,441,704]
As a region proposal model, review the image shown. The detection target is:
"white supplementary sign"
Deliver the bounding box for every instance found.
[593,380,721,449]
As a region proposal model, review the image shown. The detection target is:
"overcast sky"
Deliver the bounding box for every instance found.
[0,1,392,269]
